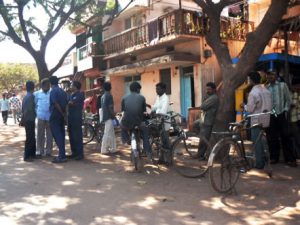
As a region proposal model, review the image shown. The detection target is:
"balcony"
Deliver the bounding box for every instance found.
[103,9,254,56]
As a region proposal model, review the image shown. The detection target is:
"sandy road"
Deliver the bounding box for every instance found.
[0,120,299,225]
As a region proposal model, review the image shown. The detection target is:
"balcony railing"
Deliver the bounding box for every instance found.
[103,9,254,55]
[78,42,105,61]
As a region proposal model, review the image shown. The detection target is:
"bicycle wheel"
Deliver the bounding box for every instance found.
[172,133,211,178]
[150,136,161,162]
[82,123,94,144]
[208,137,242,193]
[95,122,105,144]
[261,133,272,178]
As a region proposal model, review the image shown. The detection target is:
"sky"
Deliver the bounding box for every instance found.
[0,28,75,66]
[0,0,76,66]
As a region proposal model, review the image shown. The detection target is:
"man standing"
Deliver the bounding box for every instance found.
[121,82,152,160]
[245,72,272,169]
[101,81,117,154]
[9,93,21,124]
[0,93,10,125]
[193,82,219,158]
[34,78,53,157]
[49,76,68,163]
[68,81,85,160]
[21,81,36,162]
[151,82,172,164]
[265,70,297,167]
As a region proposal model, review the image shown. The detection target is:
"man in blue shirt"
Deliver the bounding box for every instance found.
[49,76,68,163]
[34,78,53,157]
[68,81,85,160]
[21,81,36,162]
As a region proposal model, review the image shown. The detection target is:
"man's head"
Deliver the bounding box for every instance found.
[155,82,166,96]
[103,81,112,91]
[248,71,261,85]
[49,76,59,86]
[130,81,141,93]
[71,81,81,92]
[266,70,277,84]
[26,81,35,93]
[2,93,6,98]
[206,82,216,95]
[41,78,50,93]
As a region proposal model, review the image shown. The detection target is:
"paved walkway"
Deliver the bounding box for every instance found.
[0,118,299,225]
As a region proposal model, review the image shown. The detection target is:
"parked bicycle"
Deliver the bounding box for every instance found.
[82,114,104,145]
[208,111,273,194]
[147,113,173,165]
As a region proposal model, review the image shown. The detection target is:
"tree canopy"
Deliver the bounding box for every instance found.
[0,0,129,80]
[0,63,38,93]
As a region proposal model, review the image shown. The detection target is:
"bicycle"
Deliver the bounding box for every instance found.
[171,113,212,178]
[147,113,173,165]
[82,114,104,145]
[129,125,143,171]
[208,111,273,194]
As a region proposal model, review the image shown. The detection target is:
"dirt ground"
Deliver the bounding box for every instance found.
[0,118,299,225]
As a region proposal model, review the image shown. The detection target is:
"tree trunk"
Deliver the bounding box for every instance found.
[35,59,51,81]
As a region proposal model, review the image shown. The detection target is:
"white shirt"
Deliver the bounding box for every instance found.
[152,93,171,130]
[246,84,272,128]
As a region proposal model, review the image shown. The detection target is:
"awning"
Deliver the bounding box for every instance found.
[101,52,200,76]
[232,53,300,64]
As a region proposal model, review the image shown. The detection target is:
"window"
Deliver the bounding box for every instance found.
[160,68,171,95]
[124,14,145,30]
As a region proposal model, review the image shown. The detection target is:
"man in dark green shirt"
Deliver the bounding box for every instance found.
[193,82,219,158]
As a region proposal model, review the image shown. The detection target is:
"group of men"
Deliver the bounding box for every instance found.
[0,93,22,125]
[21,76,84,163]
[244,70,297,168]
[20,70,298,169]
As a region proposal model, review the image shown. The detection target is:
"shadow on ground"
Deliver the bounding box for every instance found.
[0,123,299,225]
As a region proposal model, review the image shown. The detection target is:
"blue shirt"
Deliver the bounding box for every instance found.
[101,91,114,122]
[68,91,85,122]
[50,85,68,120]
[34,90,51,120]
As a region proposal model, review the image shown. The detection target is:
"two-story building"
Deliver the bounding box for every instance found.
[68,0,300,119]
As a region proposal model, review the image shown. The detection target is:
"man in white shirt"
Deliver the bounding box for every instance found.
[151,82,172,164]
[0,93,10,125]
[245,71,272,169]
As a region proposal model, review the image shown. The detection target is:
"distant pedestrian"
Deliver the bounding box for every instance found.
[49,76,68,163]
[9,93,21,124]
[0,93,10,125]
[265,70,297,167]
[101,81,117,154]
[34,78,53,157]
[21,81,36,162]
[67,81,85,160]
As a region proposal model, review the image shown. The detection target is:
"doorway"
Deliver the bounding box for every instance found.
[180,66,195,119]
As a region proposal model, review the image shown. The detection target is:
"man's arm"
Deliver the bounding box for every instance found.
[282,83,291,111]
[200,95,218,111]
[245,92,257,113]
